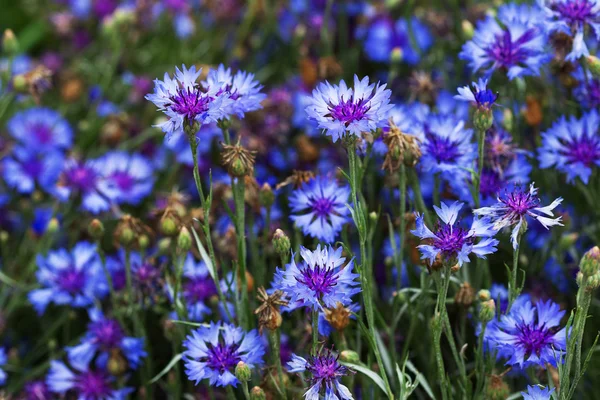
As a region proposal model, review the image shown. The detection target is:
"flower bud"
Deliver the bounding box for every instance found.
[221,141,256,177]
[390,47,403,63]
[477,289,491,302]
[259,183,275,208]
[160,214,179,237]
[107,350,128,376]
[88,219,105,240]
[588,55,600,78]
[559,232,579,249]
[461,20,474,40]
[479,299,496,323]
[586,272,600,291]
[177,227,192,253]
[272,229,291,257]
[502,108,513,132]
[2,29,18,55]
[12,74,27,92]
[250,386,266,400]
[340,350,360,364]
[47,218,60,235]
[118,227,135,247]
[455,282,475,307]
[324,303,351,332]
[486,375,510,400]
[473,108,494,132]
[158,238,172,255]
[235,361,252,382]
[580,246,600,277]
[138,234,151,250]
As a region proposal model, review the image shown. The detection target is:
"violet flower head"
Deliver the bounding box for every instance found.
[521,385,555,400]
[538,110,600,184]
[305,75,394,142]
[484,300,567,368]
[411,201,499,266]
[273,245,360,311]
[100,151,155,205]
[2,148,64,194]
[287,349,354,400]
[460,3,549,80]
[455,79,498,110]
[541,0,600,61]
[23,380,51,400]
[183,321,265,387]
[178,254,217,321]
[7,107,73,152]
[474,183,563,249]
[145,64,232,140]
[289,176,351,243]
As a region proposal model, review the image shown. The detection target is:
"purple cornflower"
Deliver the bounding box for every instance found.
[203,64,266,119]
[183,321,265,387]
[100,151,155,205]
[460,3,549,80]
[474,183,563,249]
[289,176,351,243]
[538,111,600,184]
[484,300,567,368]
[273,245,360,311]
[305,75,394,142]
[23,380,51,400]
[541,0,600,60]
[522,385,555,400]
[146,65,233,140]
[411,201,499,266]
[7,107,73,152]
[455,79,498,110]
[287,349,354,400]
[46,359,132,400]
[573,67,600,108]
[66,309,146,372]
[2,148,64,194]
[175,254,217,322]
[28,242,107,315]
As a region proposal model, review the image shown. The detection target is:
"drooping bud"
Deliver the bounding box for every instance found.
[340,350,360,363]
[259,183,275,208]
[272,229,291,257]
[88,219,105,240]
[2,29,18,55]
[177,227,192,253]
[324,302,352,332]
[580,246,600,277]
[454,282,475,308]
[250,386,266,400]
[479,299,496,323]
[588,55,600,78]
[235,361,252,382]
[221,140,256,177]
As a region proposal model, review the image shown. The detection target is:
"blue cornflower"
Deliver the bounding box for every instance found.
[522,385,555,400]
[455,79,498,110]
[474,183,563,249]
[538,111,600,184]
[476,158,532,206]
[541,0,600,61]
[100,151,155,205]
[420,115,476,175]
[460,3,549,80]
[66,308,146,372]
[359,15,433,65]
[28,242,107,314]
[484,300,567,368]
[411,201,499,266]
[146,65,233,140]
[305,75,394,142]
[31,207,57,236]
[183,321,265,387]
[287,349,354,400]
[289,176,351,243]
[46,358,132,400]
[7,107,72,152]
[573,67,600,108]
[0,347,6,385]
[204,64,266,119]
[176,254,217,322]
[273,245,360,311]
[53,158,120,214]
[2,148,64,194]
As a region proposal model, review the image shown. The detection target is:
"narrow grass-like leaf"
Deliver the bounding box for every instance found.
[149,353,183,384]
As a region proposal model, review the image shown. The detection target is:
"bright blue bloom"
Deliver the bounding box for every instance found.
[544,257,574,293]
[289,176,350,243]
[489,283,531,314]
[176,254,216,322]
[538,111,600,184]
[67,308,146,372]
[541,0,600,61]
[287,349,354,400]
[146,65,233,140]
[522,385,555,400]
[476,157,532,206]
[46,358,132,399]
[411,201,499,266]
[485,300,567,368]
[359,15,433,65]
[455,79,498,110]
[460,3,549,79]
[204,64,266,119]
[28,242,107,314]
[31,207,56,236]
[7,107,72,152]
[305,75,394,142]
[174,13,195,38]
[0,347,6,385]
[2,148,64,194]
[273,245,361,311]
[573,67,600,108]
[100,151,155,205]
[183,321,265,387]
[474,183,563,249]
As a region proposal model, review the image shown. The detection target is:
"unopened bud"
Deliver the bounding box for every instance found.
[580,246,600,277]
[340,350,360,363]
[502,108,513,132]
[235,361,252,382]
[586,272,600,291]
[461,20,474,40]
[272,229,291,257]
[588,55,600,78]
[486,375,510,400]
[559,232,579,249]
[250,386,266,400]
[477,289,491,302]
[259,183,275,207]
[177,227,192,252]
[47,218,60,234]
[369,211,378,223]
[479,299,496,323]
[138,234,150,250]
[473,108,494,132]
[107,349,128,376]
[158,238,172,255]
[390,47,403,63]
[2,29,18,55]
[160,215,178,236]
[88,219,105,240]
[0,231,8,244]
[12,74,27,92]
[118,227,134,246]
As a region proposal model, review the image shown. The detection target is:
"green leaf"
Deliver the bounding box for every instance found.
[170,319,207,328]
[190,223,216,282]
[149,353,183,384]
[340,361,387,395]
[405,360,435,400]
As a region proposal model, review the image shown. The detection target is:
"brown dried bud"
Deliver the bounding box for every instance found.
[296,135,320,163]
[408,70,440,106]
[16,65,53,103]
[523,96,543,127]
[450,264,461,274]
[255,287,288,333]
[382,121,422,172]
[318,56,342,81]
[60,76,84,103]
[324,302,352,332]
[221,140,256,177]
[276,170,315,190]
[454,282,475,308]
[299,57,318,88]
[486,375,510,400]
[114,215,153,249]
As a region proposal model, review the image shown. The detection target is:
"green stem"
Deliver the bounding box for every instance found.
[232,176,250,330]
[397,165,407,290]
[408,168,432,226]
[269,330,288,400]
[508,234,522,312]
[475,322,488,398]
[475,129,486,209]
[241,381,251,400]
[432,268,451,400]
[312,309,319,355]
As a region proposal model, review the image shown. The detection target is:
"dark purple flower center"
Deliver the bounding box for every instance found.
[74,370,113,398]
[561,131,600,167]
[183,277,217,302]
[311,197,335,217]
[170,86,211,122]
[486,29,537,68]
[306,352,349,384]
[473,88,498,109]
[134,263,160,285]
[31,123,53,144]
[433,224,474,256]
[296,265,337,297]
[23,158,44,179]
[111,269,126,291]
[110,171,135,191]
[479,170,503,199]
[517,322,555,357]
[554,0,596,25]
[425,133,461,163]
[90,319,125,349]
[500,187,540,215]
[57,267,86,294]
[327,96,371,126]
[65,165,98,192]
[204,343,241,373]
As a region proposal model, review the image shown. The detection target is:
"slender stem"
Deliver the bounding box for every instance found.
[172,251,185,319]
[508,234,522,312]
[475,322,489,397]
[397,165,407,290]
[433,268,451,400]
[241,381,251,400]
[433,173,440,207]
[232,176,250,329]
[475,129,486,209]
[226,386,237,400]
[312,309,319,355]
[269,329,288,400]
[408,168,432,226]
